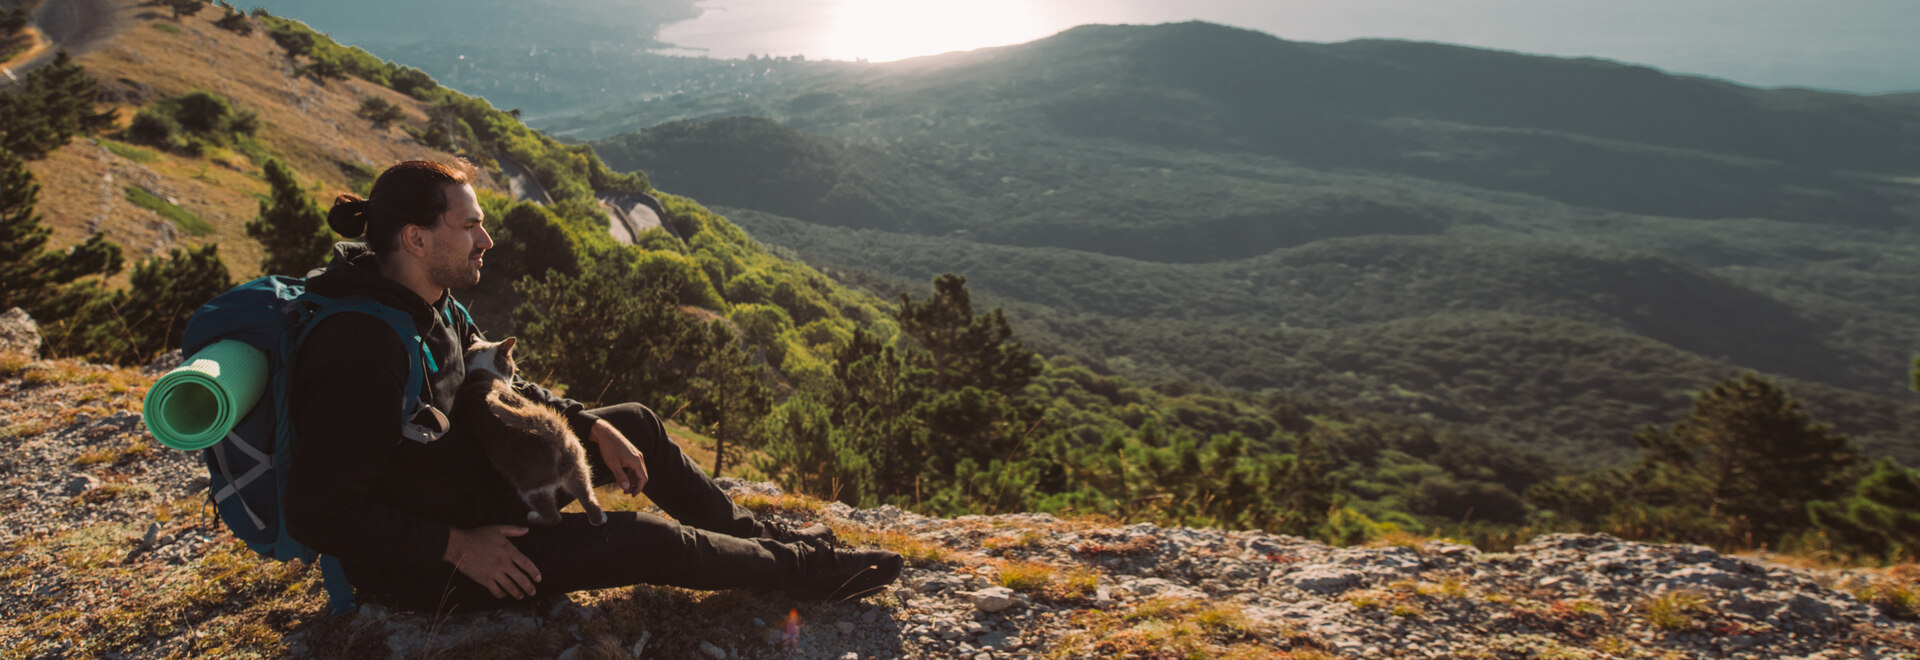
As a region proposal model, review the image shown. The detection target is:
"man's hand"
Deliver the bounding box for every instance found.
[591,419,648,495]
[444,525,540,599]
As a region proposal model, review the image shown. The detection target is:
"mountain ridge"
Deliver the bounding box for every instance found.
[576,22,1920,465]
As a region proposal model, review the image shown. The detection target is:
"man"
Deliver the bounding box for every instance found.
[285,160,902,612]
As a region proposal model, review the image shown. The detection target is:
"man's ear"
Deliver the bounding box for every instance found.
[401,223,430,257]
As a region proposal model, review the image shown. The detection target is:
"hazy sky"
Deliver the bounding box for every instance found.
[656,0,1920,93]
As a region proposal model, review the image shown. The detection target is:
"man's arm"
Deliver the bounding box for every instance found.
[284,314,451,564]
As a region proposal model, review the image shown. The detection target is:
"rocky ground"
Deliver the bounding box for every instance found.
[2,315,1918,659]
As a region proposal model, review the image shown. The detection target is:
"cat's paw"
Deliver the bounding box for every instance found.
[589,510,607,526]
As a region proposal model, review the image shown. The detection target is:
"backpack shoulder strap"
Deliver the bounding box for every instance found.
[289,295,446,444]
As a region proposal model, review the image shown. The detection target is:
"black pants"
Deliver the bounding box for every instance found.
[345,403,803,613]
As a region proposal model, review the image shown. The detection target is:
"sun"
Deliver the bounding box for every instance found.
[822,0,1050,62]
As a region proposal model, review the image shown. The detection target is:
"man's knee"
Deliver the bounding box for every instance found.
[591,403,668,448]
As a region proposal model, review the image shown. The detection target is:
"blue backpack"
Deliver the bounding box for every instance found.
[180,275,470,616]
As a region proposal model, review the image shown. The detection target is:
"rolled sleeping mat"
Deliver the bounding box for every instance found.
[142,339,269,451]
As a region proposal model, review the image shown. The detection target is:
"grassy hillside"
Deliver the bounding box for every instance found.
[26,0,487,278]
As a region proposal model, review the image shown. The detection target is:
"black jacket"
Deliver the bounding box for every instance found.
[284,243,600,568]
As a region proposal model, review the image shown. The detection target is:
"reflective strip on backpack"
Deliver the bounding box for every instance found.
[212,431,270,531]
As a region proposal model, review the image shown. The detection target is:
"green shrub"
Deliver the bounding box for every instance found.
[122,91,257,156]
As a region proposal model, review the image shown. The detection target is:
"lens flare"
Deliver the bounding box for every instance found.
[822,0,1049,62]
[783,607,802,653]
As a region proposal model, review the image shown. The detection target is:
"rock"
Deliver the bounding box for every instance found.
[144,349,185,374]
[631,631,651,656]
[1291,567,1366,594]
[836,621,855,635]
[64,473,102,497]
[104,411,142,431]
[1656,566,1763,591]
[1121,577,1208,600]
[1788,594,1837,620]
[969,587,1018,613]
[0,308,40,357]
[839,653,859,660]
[919,577,964,594]
[555,644,581,660]
[699,641,727,658]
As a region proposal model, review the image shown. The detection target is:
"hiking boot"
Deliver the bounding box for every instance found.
[790,547,904,602]
[760,520,839,549]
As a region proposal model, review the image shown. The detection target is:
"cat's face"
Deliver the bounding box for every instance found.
[465,336,518,379]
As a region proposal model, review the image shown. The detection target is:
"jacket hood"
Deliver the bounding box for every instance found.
[306,242,447,326]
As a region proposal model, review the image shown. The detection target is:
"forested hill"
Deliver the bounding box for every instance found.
[563,21,1920,227]
[573,21,1920,467]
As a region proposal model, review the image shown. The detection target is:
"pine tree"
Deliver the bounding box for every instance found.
[1277,433,1338,536]
[0,51,115,159]
[1809,459,1920,561]
[166,0,206,19]
[245,158,333,276]
[512,257,701,407]
[0,145,49,310]
[1628,372,1859,546]
[0,145,121,313]
[122,244,233,360]
[687,322,771,478]
[1,8,29,36]
[896,273,1041,393]
[213,7,253,35]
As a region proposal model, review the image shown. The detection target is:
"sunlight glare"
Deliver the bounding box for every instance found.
[823,0,1049,62]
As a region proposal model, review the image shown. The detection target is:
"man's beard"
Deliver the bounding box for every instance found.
[430,253,483,290]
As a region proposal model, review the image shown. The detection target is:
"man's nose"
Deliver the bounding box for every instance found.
[476,226,494,250]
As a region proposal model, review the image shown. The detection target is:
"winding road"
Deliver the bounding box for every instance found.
[3,0,122,84]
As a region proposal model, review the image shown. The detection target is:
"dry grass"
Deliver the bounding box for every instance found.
[1842,566,1920,620]
[1366,529,1434,552]
[990,559,1099,602]
[1045,597,1277,659]
[1346,589,1384,612]
[835,526,955,566]
[4,509,328,659]
[981,529,1044,553]
[1638,588,1711,631]
[0,351,33,376]
[734,491,826,517]
[72,438,153,467]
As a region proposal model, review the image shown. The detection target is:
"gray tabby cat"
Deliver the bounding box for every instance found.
[458,337,607,527]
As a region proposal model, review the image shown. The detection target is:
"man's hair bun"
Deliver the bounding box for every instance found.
[327,195,372,237]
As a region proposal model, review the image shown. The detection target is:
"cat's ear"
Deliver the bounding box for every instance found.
[501,337,517,354]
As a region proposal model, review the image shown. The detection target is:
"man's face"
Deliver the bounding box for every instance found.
[423,183,492,291]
